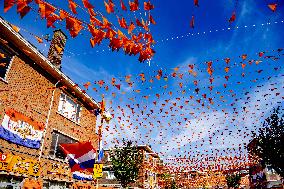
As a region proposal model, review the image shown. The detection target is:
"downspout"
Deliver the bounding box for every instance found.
[38,79,61,162]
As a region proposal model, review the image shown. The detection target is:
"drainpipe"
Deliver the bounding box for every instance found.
[38,79,61,162]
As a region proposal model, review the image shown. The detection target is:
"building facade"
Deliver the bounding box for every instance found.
[98,145,162,189]
[247,139,283,189]
[0,17,101,188]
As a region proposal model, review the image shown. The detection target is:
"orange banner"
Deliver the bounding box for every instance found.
[0,153,41,176]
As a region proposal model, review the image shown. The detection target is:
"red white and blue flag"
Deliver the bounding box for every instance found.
[60,141,96,173]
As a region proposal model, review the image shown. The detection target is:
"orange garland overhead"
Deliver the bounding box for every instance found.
[3,0,156,62]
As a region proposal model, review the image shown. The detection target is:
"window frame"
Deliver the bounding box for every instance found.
[49,130,78,160]
[58,93,81,124]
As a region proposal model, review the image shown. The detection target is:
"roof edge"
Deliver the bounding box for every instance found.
[0,17,100,110]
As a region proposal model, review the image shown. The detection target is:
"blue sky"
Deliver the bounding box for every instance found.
[1,0,284,168]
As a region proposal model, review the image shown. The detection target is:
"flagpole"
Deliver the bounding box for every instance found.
[38,80,61,162]
[96,117,104,189]
[96,95,105,189]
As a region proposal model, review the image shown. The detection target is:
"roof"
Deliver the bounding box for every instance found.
[0,17,100,110]
[104,145,160,158]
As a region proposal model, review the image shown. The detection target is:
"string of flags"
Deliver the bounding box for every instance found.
[4,0,156,62]
[1,0,284,186]
[7,18,284,60]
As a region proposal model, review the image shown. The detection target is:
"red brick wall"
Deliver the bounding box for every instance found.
[0,51,98,181]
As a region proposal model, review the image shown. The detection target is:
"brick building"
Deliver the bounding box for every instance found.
[0,17,101,188]
[99,145,162,189]
[247,139,283,189]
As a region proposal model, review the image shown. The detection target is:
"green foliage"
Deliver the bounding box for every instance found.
[161,173,171,180]
[164,179,177,189]
[225,173,241,189]
[169,180,178,189]
[161,173,175,189]
[249,107,284,177]
[109,140,143,188]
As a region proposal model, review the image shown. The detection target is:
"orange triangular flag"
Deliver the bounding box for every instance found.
[11,24,20,32]
[190,15,195,28]
[4,0,16,13]
[128,22,135,34]
[35,36,43,43]
[120,0,127,11]
[68,0,77,14]
[268,3,277,12]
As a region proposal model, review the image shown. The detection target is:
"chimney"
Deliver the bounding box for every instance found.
[47,29,67,70]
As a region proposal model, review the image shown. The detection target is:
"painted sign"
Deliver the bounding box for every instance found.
[0,108,45,149]
[47,162,71,177]
[93,163,103,178]
[0,153,13,171]
[0,153,41,176]
[149,175,154,188]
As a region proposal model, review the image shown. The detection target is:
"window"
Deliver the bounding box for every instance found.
[102,171,116,179]
[145,171,148,180]
[153,158,156,167]
[58,93,81,123]
[49,131,77,159]
[0,45,13,80]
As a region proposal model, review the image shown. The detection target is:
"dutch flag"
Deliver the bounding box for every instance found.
[97,140,104,163]
[60,141,96,173]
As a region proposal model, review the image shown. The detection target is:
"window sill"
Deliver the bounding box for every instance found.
[56,111,81,126]
[0,77,8,84]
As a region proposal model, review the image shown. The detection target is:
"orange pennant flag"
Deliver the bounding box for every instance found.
[35,36,43,43]
[229,11,236,23]
[149,14,156,25]
[68,0,77,14]
[144,1,154,10]
[129,0,139,11]
[0,53,6,59]
[82,0,94,9]
[66,16,83,38]
[104,1,115,14]
[190,15,195,28]
[224,67,229,73]
[11,24,20,33]
[128,22,135,34]
[90,38,95,47]
[4,0,16,13]
[120,0,127,11]
[268,3,277,12]
[59,10,69,20]
[117,16,128,29]
[46,13,60,28]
